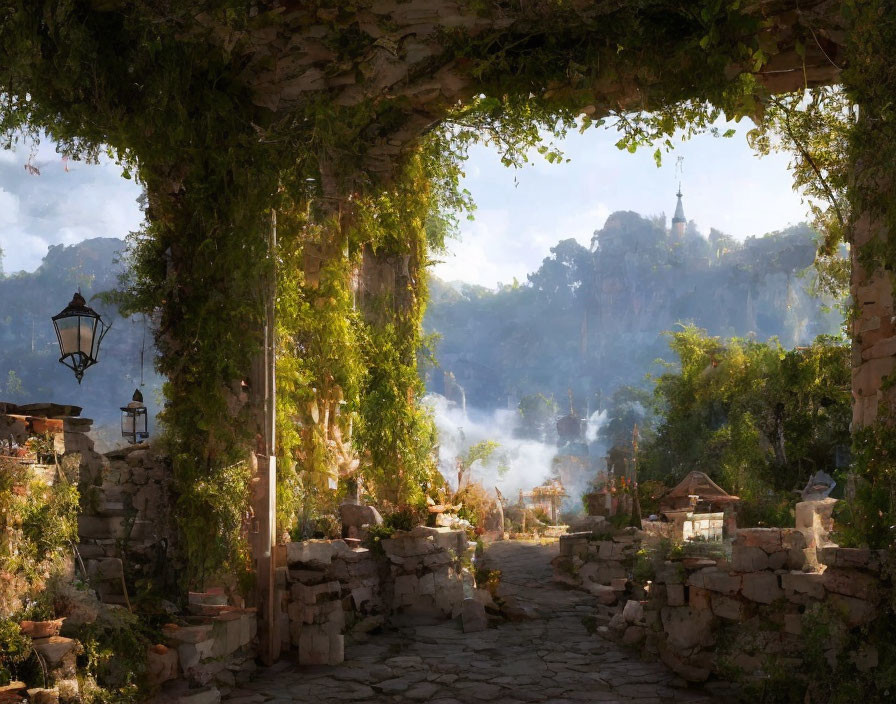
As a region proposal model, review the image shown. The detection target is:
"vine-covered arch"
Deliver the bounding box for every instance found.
[6,0,891,632]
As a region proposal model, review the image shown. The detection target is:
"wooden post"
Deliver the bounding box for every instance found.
[255,210,278,665]
[629,424,642,528]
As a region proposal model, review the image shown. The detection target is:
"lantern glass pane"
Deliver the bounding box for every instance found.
[122,411,135,436]
[55,316,80,357]
[79,316,97,357]
[136,410,148,436]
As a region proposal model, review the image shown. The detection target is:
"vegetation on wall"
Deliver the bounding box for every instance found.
[0,456,151,701]
[0,458,78,623]
[0,0,861,582]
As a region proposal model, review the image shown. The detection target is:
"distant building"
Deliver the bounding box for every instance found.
[671,186,686,239]
[658,470,740,541]
[520,480,567,523]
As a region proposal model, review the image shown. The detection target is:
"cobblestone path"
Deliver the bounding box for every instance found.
[223,541,713,704]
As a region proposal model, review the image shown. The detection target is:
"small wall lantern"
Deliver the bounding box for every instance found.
[121,388,149,444]
[51,292,109,383]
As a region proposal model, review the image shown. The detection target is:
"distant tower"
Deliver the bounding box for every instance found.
[672,184,686,239]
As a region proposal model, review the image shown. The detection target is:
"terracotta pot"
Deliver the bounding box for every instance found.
[19,618,64,638]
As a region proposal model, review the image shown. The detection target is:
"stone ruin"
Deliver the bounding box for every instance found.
[1,401,476,703]
[552,497,879,688]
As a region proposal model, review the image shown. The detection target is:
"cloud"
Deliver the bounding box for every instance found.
[430,118,812,289]
[0,139,143,273]
[0,121,812,284]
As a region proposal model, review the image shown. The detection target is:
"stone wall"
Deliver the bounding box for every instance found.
[277,526,467,666]
[554,505,888,687]
[76,441,179,606]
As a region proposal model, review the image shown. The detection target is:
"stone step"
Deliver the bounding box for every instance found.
[96,501,132,517]
[32,636,77,666]
[188,590,228,607]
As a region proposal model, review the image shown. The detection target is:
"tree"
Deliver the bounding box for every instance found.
[749,87,854,301]
[517,393,558,442]
[5,370,23,399]
[456,440,500,490]
[638,325,850,522]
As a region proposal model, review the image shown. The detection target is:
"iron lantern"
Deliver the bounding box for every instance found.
[121,388,149,444]
[52,292,110,383]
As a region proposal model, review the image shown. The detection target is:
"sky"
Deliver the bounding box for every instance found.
[0,138,144,274]
[0,122,809,284]
[432,122,811,288]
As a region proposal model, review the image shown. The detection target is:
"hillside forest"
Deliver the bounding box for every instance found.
[0,209,848,520]
[423,210,849,523]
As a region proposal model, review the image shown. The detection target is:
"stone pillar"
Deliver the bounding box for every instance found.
[846,7,896,432]
[849,210,895,430]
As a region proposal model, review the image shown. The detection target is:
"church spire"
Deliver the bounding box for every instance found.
[671,183,686,238]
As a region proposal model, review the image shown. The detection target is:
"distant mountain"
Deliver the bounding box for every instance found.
[423,211,842,412]
[0,237,163,438]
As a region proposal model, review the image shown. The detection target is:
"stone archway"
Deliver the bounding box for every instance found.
[4,0,892,673]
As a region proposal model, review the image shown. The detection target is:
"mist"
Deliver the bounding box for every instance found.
[425,393,608,514]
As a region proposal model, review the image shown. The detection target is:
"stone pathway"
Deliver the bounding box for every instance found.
[223,541,712,704]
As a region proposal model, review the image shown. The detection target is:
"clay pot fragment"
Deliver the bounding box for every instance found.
[19,618,64,638]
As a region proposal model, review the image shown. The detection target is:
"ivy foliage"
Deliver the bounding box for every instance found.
[833,0,896,551]
[0,0,851,579]
[749,87,855,302]
[0,458,78,619]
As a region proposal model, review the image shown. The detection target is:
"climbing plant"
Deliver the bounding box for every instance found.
[0,0,859,584]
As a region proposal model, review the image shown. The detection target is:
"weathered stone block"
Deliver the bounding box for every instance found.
[461,597,487,633]
[350,585,373,610]
[587,583,617,605]
[736,528,782,554]
[819,547,882,572]
[32,637,76,666]
[339,503,383,534]
[822,568,879,601]
[622,625,646,646]
[25,689,58,704]
[767,550,788,570]
[781,572,825,601]
[741,572,782,604]
[711,594,745,621]
[175,686,221,704]
[660,606,715,650]
[146,645,179,685]
[287,540,346,566]
[784,613,802,635]
[164,624,213,644]
[731,545,768,572]
[656,561,684,585]
[596,561,626,585]
[393,573,419,606]
[689,586,711,611]
[77,516,126,540]
[558,534,590,559]
[827,593,876,627]
[688,568,740,595]
[410,526,467,553]
[622,600,644,624]
[298,624,332,666]
[291,580,341,605]
[666,583,685,607]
